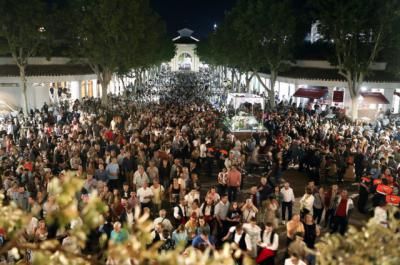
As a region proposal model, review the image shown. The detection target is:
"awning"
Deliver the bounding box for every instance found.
[360,92,389,104]
[293,86,328,99]
[227,93,265,110]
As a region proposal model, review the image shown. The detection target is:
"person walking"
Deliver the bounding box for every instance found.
[227,165,241,202]
[281,182,295,224]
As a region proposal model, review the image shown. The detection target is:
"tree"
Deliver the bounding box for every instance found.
[0,0,49,114]
[312,0,400,119]
[72,0,168,106]
[197,0,296,107]
[233,0,296,108]
[197,14,247,92]
[118,9,175,90]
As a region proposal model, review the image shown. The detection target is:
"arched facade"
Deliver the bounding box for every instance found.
[170,44,200,72]
[169,28,200,72]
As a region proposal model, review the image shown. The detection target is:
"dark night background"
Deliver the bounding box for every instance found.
[151,0,311,40]
[151,0,239,38]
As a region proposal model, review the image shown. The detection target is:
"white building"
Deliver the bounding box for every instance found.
[169,28,200,72]
[0,57,98,112]
[310,21,322,43]
[235,60,400,117]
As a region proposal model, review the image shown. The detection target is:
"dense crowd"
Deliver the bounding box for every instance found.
[0,72,399,265]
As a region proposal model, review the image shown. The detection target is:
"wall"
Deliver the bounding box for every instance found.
[0,85,21,107]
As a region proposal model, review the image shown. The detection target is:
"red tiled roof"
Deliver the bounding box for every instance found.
[262,67,400,83]
[0,64,94,77]
[293,86,328,99]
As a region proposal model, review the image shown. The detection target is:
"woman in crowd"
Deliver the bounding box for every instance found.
[302,214,320,249]
[256,222,279,265]
[226,201,242,228]
[169,177,181,204]
[172,224,188,247]
[286,214,305,246]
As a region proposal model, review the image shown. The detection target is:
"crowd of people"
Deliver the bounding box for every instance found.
[0,71,399,265]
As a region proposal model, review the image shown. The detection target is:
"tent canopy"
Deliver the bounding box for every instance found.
[227,93,264,110]
[360,92,389,104]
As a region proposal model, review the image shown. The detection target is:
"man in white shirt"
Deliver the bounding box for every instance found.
[153,209,173,231]
[299,188,315,216]
[281,182,295,224]
[133,165,150,191]
[136,181,153,210]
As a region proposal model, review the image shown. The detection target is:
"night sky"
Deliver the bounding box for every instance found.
[151,0,238,38]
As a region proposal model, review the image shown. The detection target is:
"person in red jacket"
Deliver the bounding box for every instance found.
[331,190,354,235]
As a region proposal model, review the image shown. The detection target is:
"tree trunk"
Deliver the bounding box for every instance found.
[223,66,227,80]
[254,71,272,110]
[231,69,235,91]
[348,79,360,120]
[237,72,243,92]
[351,97,359,120]
[19,65,29,115]
[267,90,275,109]
[100,69,112,106]
[268,70,278,109]
[245,72,250,92]
[245,72,255,92]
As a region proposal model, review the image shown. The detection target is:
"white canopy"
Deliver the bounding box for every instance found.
[227,93,264,110]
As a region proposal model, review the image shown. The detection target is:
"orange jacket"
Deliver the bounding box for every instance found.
[376,184,393,196]
[386,195,400,206]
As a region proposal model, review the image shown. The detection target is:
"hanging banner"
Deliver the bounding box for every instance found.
[332,91,344,103]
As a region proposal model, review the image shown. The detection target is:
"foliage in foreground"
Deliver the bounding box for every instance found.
[316,210,400,265]
[0,172,399,264]
[0,172,243,265]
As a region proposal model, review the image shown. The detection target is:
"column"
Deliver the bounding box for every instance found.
[84,80,89,97]
[328,86,334,106]
[343,86,352,115]
[294,81,300,106]
[70,80,81,100]
[92,79,98,98]
[383,87,394,112]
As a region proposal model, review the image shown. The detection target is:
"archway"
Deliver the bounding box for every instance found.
[177,52,192,71]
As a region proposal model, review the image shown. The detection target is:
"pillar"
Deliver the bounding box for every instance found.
[70,80,81,100]
[294,81,300,107]
[383,87,394,112]
[92,79,98,98]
